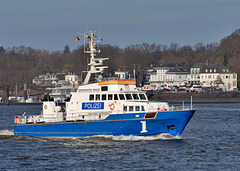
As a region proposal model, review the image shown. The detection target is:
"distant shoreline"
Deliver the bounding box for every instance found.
[1,92,239,104]
[149,91,240,103]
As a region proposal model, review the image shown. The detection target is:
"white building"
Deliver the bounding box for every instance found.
[115,71,130,79]
[148,65,190,90]
[33,73,61,87]
[65,71,79,87]
[188,66,201,85]
[199,63,237,91]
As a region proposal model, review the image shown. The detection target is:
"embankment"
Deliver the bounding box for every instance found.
[149,92,240,103]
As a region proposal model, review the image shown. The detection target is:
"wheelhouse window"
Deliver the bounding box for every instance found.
[102,94,106,100]
[119,94,125,100]
[101,86,108,91]
[132,94,139,100]
[139,94,146,100]
[114,94,118,100]
[141,106,145,111]
[123,106,127,111]
[108,94,113,100]
[96,94,100,101]
[125,94,133,100]
[89,94,94,101]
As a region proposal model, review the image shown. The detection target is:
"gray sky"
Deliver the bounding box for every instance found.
[1,0,240,51]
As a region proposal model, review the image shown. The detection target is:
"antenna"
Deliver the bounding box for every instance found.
[77,30,108,84]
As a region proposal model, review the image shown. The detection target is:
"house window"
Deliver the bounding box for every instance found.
[233,81,237,86]
[205,69,208,73]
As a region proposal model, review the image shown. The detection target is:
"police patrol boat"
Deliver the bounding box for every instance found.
[14,31,196,138]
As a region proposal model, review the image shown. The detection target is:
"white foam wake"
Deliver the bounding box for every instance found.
[111,134,182,141]
[0,130,14,135]
[92,133,182,141]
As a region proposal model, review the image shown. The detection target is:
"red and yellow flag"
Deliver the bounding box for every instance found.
[76,36,80,42]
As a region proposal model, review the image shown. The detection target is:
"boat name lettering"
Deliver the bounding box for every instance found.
[82,102,104,110]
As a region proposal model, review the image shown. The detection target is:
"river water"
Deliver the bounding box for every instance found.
[0,103,239,170]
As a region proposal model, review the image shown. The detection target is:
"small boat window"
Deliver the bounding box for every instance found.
[96,94,100,101]
[102,94,106,100]
[119,94,125,100]
[145,112,157,118]
[141,106,145,111]
[135,106,140,111]
[132,94,139,100]
[114,94,118,100]
[101,86,108,91]
[108,94,113,100]
[129,106,134,111]
[89,94,94,101]
[125,94,132,100]
[139,94,146,100]
[123,106,127,111]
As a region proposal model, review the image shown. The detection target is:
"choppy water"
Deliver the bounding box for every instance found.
[0,103,240,170]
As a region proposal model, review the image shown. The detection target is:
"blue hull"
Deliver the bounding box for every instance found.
[14,110,195,137]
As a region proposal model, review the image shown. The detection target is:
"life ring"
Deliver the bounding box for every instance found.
[109,103,115,110]
[44,105,47,109]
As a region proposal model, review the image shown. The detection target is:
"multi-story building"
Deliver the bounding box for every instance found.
[148,66,172,90]
[199,63,237,91]
[148,64,189,90]
[33,71,79,88]
[32,73,63,87]
[145,63,237,91]
[188,65,201,85]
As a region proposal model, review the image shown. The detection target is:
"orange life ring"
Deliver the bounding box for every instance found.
[109,103,115,110]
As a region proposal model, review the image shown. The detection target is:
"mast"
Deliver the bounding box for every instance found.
[77,30,108,84]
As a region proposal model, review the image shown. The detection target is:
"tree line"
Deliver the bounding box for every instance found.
[0,29,240,94]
